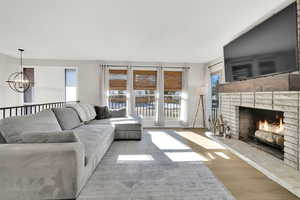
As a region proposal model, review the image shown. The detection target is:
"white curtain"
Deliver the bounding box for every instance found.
[180,67,189,127]
[99,64,109,106]
[155,66,165,126]
[127,66,135,116]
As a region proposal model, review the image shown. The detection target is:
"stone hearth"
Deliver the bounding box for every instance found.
[219,91,299,169]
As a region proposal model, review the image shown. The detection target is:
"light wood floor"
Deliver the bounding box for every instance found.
[175,128,299,200]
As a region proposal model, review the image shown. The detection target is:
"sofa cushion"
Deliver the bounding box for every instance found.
[114,130,142,140]
[88,116,142,131]
[52,107,82,130]
[0,110,62,143]
[16,131,78,143]
[66,104,89,122]
[109,108,127,118]
[73,125,114,165]
[94,106,111,119]
[86,104,97,120]
[80,104,96,121]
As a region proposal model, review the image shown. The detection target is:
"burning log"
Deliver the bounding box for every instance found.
[255,130,284,147]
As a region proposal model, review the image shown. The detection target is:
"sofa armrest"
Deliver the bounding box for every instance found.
[0,142,85,200]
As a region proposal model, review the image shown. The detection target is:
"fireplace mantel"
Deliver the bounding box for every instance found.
[218,73,300,93]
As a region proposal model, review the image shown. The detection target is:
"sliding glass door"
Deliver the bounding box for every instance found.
[105,66,187,124]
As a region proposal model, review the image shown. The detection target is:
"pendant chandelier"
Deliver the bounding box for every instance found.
[6,49,34,93]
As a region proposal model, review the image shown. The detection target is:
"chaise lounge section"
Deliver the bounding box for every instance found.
[0,103,143,200]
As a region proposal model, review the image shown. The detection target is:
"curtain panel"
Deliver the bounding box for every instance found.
[155,67,165,126]
[99,64,109,106]
[180,67,189,127]
[127,66,136,116]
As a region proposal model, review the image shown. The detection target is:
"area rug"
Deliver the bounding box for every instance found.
[78,129,235,200]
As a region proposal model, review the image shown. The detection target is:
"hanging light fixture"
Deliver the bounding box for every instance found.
[6,49,34,93]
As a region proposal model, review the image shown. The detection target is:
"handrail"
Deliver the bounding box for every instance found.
[0,101,80,119]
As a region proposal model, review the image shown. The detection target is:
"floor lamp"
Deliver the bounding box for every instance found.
[193,87,206,129]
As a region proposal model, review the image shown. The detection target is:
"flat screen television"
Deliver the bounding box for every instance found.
[224,2,298,82]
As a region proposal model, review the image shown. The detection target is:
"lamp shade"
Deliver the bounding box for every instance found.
[196,86,206,95]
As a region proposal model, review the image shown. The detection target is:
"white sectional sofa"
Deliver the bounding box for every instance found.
[0,104,143,200]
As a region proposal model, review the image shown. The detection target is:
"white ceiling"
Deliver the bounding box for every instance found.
[0,0,294,63]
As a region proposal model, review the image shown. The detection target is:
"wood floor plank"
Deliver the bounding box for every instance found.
[174,128,299,200]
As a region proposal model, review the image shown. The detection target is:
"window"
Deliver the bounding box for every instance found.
[23,68,35,103]
[210,72,221,120]
[65,69,77,102]
[164,71,182,120]
[109,70,127,109]
[134,70,157,118]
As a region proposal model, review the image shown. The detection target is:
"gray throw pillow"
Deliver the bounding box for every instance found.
[66,104,89,122]
[79,104,96,121]
[52,108,82,130]
[86,104,97,120]
[95,106,111,119]
[109,108,127,118]
[16,131,78,144]
[0,110,62,143]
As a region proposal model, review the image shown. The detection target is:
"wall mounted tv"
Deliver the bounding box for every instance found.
[224,2,298,82]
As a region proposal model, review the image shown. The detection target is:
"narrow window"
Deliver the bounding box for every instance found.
[65,68,77,102]
[109,70,127,109]
[134,70,157,119]
[23,68,34,103]
[164,71,182,120]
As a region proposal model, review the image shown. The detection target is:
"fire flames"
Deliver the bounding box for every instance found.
[258,118,284,134]
[259,118,284,133]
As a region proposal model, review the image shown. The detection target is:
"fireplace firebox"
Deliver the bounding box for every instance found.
[239,107,284,160]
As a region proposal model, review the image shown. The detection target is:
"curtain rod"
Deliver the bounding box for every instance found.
[102,65,190,70]
[208,61,223,68]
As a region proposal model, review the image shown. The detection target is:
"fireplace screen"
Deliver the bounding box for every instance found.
[239,107,284,159]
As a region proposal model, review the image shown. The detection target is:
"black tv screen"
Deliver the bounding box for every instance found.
[224,2,298,82]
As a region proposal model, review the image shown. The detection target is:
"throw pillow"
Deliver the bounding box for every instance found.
[52,108,83,130]
[66,104,89,122]
[0,110,62,143]
[94,106,111,119]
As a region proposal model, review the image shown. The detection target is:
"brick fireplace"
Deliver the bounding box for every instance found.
[219,91,299,169]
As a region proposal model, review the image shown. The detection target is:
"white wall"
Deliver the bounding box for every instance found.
[24,59,100,105]
[187,63,207,128]
[32,66,66,103]
[0,53,79,107]
[23,58,207,128]
[0,53,22,107]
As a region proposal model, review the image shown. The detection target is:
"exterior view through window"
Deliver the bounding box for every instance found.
[134,70,156,119]
[109,70,127,109]
[65,68,77,102]
[164,71,182,120]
